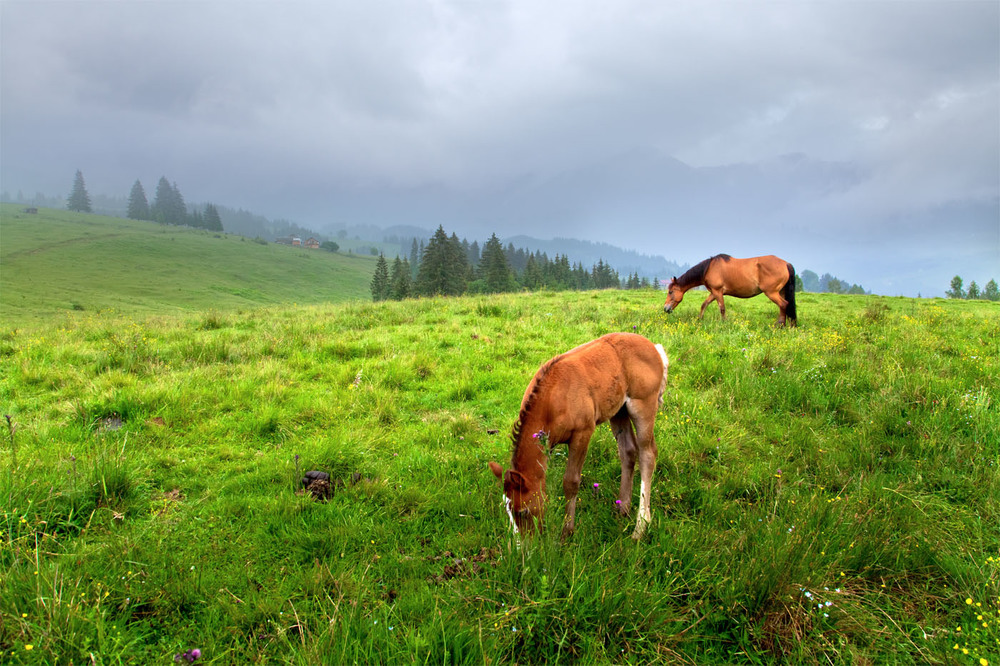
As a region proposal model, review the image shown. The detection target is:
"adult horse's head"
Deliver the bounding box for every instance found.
[663,277,685,313]
[488,462,545,536]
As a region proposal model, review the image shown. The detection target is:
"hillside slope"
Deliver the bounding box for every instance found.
[0,204,375,320]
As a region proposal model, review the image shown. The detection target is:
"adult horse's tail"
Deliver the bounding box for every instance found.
[784,263,798,326]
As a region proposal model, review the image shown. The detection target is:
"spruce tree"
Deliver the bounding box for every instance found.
[152,177,171,223]
[204,204,224,231]
[447,233,469,294]
[127,180,150,220]
[151,177,189,225]
[416,227,468,296]
[480,233,513,293]
[171,182,188,225]
[409,239,420,279]
[67,170,92,212]
[390,257,411,300]
[370,254,390,301]
[966,281,981,300]
[522,254,543,291]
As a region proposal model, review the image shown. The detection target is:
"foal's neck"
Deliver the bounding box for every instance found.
[512,429,549,484]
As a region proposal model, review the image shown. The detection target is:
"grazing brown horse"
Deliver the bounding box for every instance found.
[663,254,797,326]
[488,332,668,540]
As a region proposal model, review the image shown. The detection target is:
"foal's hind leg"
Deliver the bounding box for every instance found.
[610,413,637,516]
[630,401,659,540]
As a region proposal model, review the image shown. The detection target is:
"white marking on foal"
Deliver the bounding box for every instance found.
[503,493,520,534]
[638,479,652,526]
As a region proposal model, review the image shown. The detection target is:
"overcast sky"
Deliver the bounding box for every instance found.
[2,0,997,297]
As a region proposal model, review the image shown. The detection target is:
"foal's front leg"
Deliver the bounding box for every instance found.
[561,429,594,539]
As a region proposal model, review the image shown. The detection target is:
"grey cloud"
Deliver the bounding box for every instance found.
[1,0,996,297]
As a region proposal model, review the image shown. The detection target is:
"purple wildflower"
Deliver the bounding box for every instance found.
[174,649,201,663]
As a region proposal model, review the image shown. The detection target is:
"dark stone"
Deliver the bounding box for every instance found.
[301,470,330,487]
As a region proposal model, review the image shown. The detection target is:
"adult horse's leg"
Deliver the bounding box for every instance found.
[763,289,789,326]
[630,400,659,540]
[561,427,595,539]
[701,289,726,320]
[698,292,719,319]
[610,412,637,516]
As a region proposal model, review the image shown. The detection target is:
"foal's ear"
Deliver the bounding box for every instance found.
[488,461,504,480]
[504,469,529,493]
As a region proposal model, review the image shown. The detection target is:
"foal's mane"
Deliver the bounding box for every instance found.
[674,253,731,288]
[509,356,559,456]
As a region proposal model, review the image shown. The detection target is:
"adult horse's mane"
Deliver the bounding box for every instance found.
[509,356,560,454]
[674,254,731,288]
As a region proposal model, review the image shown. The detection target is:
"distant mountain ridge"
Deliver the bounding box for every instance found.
[373,225,688,282]
[504,235,687,282]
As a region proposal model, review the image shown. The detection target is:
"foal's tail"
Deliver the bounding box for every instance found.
[784,263,798,326]
[654,343,669,405]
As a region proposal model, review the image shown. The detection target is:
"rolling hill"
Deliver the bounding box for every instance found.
[0,204,376,321]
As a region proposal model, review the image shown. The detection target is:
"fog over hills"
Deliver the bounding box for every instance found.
[3,1,996,297]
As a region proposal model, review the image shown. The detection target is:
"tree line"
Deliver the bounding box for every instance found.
[947,276,999,301]
[370,226,656,301]
[796,269,867,294]
[66,170,223,232]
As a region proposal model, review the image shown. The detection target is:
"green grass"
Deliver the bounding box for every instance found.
[1,246,999,662]
[0,204,375,321]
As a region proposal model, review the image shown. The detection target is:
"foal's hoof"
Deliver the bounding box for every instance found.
[630,516,652,541]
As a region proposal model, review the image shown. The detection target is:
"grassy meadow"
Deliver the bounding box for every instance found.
[0,204,375,320]
[1,210,999,663]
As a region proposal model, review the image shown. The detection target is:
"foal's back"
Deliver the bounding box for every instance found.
[529,333,665,434]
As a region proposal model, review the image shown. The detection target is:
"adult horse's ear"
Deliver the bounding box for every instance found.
[488,461,504,480]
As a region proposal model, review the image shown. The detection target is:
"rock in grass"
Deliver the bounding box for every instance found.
[305,478,333,501]
[301,471,334,501]
[301,470,330,487]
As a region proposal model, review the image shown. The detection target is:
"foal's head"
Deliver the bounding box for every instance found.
[488,462,545,535]
[663,278,685,313]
